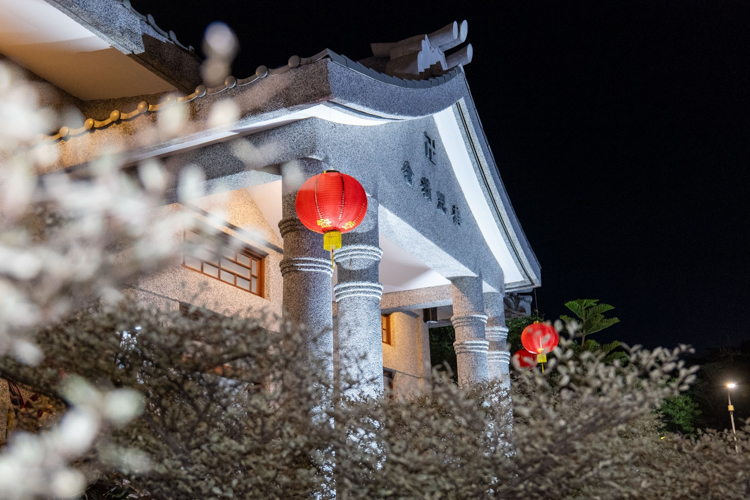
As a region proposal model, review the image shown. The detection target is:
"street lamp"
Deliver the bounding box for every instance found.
[726,382,739,454]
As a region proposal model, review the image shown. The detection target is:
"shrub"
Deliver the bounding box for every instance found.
[2,301,748,499]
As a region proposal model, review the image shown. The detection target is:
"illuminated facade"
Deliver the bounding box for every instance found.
[1,0,540,399]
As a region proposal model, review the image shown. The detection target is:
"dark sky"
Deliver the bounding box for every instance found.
[132,1,750,353]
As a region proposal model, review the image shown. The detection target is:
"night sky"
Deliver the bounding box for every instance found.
[132,1,750,353]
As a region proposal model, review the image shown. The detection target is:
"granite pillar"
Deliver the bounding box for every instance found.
[485,291,510,391]
[450,276,489,387]
[278,159,334,381]
[334,198,384,399]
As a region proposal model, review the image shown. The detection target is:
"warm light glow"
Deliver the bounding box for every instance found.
[727,382,737,389]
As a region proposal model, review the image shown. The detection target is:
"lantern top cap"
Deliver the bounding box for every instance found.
[727,382,737,389]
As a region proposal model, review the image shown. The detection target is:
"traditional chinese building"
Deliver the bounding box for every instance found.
[1,0,540,399]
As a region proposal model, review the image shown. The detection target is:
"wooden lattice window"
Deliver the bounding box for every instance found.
[381,314,392,345]
[183,230,264,297]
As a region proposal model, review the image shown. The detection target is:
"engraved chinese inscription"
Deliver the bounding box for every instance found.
[424,132,436,165]
[452,205,461,225]
[420,177,432,201]
[401,161,414,186]
[436,192,446,214]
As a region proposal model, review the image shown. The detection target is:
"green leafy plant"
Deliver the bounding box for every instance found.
[429,325,458,382]
[659,393,702,434]
[561,299,620,344]
[574,339,628,364]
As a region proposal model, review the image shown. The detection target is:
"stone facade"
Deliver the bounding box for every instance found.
[4,3,542,400]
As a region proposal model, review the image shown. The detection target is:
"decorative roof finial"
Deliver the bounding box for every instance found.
[366,21,472,79]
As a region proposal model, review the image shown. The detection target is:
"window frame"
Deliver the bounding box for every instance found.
[381,314,392,345]
[182,230,265,298]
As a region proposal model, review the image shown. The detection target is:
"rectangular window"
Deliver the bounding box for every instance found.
[381,314,392,345]
[183,230,264,297]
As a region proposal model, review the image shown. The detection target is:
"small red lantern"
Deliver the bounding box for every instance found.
[295,170,368,263]
[512,349,538,370]
[521,322,559,370]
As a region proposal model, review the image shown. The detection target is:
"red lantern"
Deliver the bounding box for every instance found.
[295,170,368,262]
[521,322,559,367]
[512,349,537,370]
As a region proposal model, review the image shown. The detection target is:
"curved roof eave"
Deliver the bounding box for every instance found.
[32,50,541,290]
[320,56,541,291]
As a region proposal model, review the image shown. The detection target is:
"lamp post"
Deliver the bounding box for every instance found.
[726,382,739,454]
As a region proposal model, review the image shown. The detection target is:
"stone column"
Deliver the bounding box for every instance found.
[485,291,510,391]
[278,159,334,381]
[450,276,489,387]
[334,198,384,399]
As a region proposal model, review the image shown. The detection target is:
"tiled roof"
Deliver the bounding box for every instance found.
[41,50,463,143]
[115,0,198,56]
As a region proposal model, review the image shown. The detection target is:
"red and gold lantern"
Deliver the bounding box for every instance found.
[512,349,538,370]
[521,322,559,371]
[295,170,368,265]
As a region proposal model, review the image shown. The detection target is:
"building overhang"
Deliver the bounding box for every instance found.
[0,0,201,98]
[31,49,540,291]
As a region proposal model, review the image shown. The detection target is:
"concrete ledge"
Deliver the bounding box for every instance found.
[380,284,452,314]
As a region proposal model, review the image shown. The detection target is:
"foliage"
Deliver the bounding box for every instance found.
[0,57,197,498]
[573,338,628,364]
[1,24,748,500]
[2,302,749,499]
[505,310,545,354]
[560,299,620,344]
[429,325,457,381]
[0,375,145,499]
[82,478,141,500]
[660,393,702,434]
[2,299,335,499]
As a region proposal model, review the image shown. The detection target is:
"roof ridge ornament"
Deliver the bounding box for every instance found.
[367,21,473,79]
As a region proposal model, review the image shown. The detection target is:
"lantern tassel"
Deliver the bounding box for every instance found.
[536,351,547,374]
[323,230,342,270]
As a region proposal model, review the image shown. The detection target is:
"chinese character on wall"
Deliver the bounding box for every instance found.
[436,192,446,214]
[401,161,414,186]
[420,177,432,201]
[424,132,436,165]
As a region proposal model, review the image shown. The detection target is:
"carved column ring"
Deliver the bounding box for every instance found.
[485,325,509,342]
[454,339,490,355]
[279,257,333,277]
[334,244,383,270]
[278,217,309,238]
[487,350,511,364]
[333,281,383,302]
[451,313,488,329]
